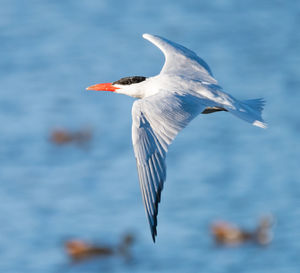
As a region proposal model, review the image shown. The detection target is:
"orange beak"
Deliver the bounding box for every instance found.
[86,83,119,92]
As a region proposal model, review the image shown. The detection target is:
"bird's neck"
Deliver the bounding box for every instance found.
[115,85,144,99]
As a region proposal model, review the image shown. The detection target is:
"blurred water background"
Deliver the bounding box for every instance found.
[1,0,300,272]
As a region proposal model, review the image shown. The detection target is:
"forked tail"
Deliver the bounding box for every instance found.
[227,98,267,128]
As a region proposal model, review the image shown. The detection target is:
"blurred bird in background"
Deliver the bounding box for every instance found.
[50,127,92,146]
[211,215,273,246]
[64,233,134,262]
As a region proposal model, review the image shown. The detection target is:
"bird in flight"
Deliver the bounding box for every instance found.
[86,34,266,242]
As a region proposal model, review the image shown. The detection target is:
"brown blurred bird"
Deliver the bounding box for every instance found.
[50,127,92,145]
[64,233,134,261]
[211,216,273,246]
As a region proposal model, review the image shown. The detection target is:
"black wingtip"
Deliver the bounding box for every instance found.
[150,201,159,243]
[151,227,157,243]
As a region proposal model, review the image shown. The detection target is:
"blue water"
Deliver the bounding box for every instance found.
[1,0,300,272]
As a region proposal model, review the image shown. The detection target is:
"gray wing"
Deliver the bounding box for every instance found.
[131,91,207,241]
[143,33,218,84]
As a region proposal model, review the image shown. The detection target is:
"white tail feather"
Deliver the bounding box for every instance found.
[227,98,267,128]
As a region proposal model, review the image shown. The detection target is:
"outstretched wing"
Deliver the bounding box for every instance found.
[143,33,217,84]
[131,91,206,241]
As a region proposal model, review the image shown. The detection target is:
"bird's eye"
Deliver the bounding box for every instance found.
[113,76,146,85]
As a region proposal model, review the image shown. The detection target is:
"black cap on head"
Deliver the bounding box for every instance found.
[113,76,146,85]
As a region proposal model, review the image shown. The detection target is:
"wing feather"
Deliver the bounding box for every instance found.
[132,91,206,241]
[143,33,218,84]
